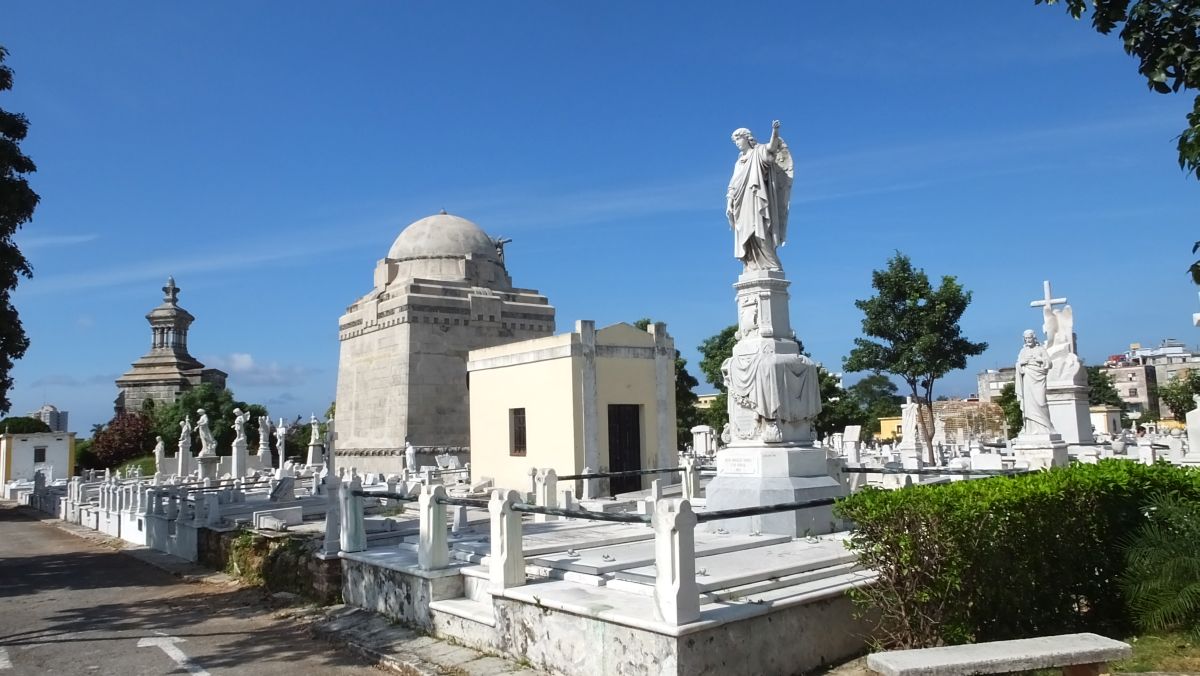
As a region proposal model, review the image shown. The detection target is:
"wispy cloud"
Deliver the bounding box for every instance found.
[18,233,99,250]
[18,236,369,297]
[30,373,117,388]
[205,353,317,388]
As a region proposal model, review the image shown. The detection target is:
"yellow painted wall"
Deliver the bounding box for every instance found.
[877,416,902,441]
[595,355,664,488]
[469,353,581,492]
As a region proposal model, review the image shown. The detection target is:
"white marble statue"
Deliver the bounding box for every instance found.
[1016,330,1055,435]
[727,120,793,272]
[898,397,923,452]
[178,415,192,449]
[275,417,288,467]
[1030,281,1084,385]
[152,436,165,473]
[404,439,417,473]
[196,408,216,456]
[722,344,820,443]
[231,408,248,443]
[257,415,271,453]
[309,414,321,445]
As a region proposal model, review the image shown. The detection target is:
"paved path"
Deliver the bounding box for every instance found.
[0,502,375,675]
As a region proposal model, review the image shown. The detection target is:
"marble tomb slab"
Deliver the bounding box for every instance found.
[530,531,789,575]
[613,534,854,592]
[453,522,654,558]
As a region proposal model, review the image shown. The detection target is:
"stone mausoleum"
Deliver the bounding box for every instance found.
[114,278,227,415]
[335,212,555,473]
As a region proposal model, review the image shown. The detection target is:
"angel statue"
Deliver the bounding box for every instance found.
[1041,303,1083,384]
[727,120,793,272]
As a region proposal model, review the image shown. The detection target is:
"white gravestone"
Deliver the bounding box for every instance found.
[703,120,843,538]
[1183,395,1200,466]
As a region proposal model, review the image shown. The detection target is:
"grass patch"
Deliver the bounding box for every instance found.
[1115,632,1200,673]
[117,455,156,476]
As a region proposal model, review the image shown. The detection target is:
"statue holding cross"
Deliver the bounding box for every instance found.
[1029,280,1085,385]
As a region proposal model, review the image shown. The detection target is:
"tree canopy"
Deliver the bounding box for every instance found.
[0,46,38,416]
[1038,0,1200,180]
[0,415,50,433]
[996,382,1024,439]
[844,252,987,461]
[1156,370,1200,422]
[1087,365,1126,408]
[144,384,268,455]
[697,325,738,429]
[90,412,155,468]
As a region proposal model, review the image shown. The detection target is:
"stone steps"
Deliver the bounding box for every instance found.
[428,597,496,627]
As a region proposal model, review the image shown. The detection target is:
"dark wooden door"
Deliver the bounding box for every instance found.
[607,404,642,495]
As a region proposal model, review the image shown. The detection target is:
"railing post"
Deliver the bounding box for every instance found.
[419,484,449,570]
[339,472,366,554]
[323,468,343,555]
[652,498,700,625]
[681,455,699,502]
[489,488,525,590]
[582,466,596,500]
[534,469,558,523]
[527,467,539,503]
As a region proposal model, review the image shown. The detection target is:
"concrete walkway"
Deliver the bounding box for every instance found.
[9,502,547,675]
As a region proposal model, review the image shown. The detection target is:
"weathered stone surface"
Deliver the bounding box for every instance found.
[866,633,1131,676]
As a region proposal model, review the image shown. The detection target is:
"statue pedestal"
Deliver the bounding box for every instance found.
[176,447,192,478]
[1047,383,1094,444]
[307,443,324,467]
[231,440,248,478]
[256,446,272,472]
[704,446,844,537]
[1012,433,1068,469]
[196,455,220,481]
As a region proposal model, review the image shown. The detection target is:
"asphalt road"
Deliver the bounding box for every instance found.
[0,502,377,675]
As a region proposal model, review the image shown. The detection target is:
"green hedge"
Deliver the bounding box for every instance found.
[834,460,1200,648]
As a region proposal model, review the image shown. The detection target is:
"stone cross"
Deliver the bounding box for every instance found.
[1029,280,1067,313]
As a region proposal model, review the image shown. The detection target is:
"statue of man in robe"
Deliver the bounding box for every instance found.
[196,408,216,456]
[231,408,248,444]
[1016,330,1055,436]
[727,120,793,272]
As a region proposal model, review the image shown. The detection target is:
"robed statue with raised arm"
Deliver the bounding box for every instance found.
[727,120,793,272]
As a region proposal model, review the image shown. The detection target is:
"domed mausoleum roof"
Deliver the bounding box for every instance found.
[387,213,497,261]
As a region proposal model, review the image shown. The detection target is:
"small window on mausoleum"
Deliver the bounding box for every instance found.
[33,447,46,463]
[510,408,527,457]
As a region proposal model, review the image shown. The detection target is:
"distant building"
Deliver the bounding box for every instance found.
[1124,338,1200,384]
[335,213,555,474]
[976,367,1016,403]
[114,278,227,415]
[695,393,719,410]
[1103,363,1158,416]
[28,404,68,432]
[0,431,75,484]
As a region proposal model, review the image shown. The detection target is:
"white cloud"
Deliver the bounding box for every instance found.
[205,353,315,388]
[18,233,99,250]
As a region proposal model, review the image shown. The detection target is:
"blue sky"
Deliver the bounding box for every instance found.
[3,2,1197,434]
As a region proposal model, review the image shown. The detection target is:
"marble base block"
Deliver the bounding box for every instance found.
[1012,433,1069,469]
[1047,384,1094,444]
[196,455,220,481]
[704,446,844,537]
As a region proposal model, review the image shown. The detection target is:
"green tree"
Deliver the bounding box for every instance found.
[149,384,267,452]
[848,373,903,441]
[995,382,1023,439]
[1155,369,1200,422]
[1037,0,1200,180]
[0,415,50,433]
[1087,365,1125,408]
[635,318,702,448]
[0,47,39,416]
[90,412,155,468]
[814,369,869,439]
[844,253,988,462]
[697,325,738,430]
